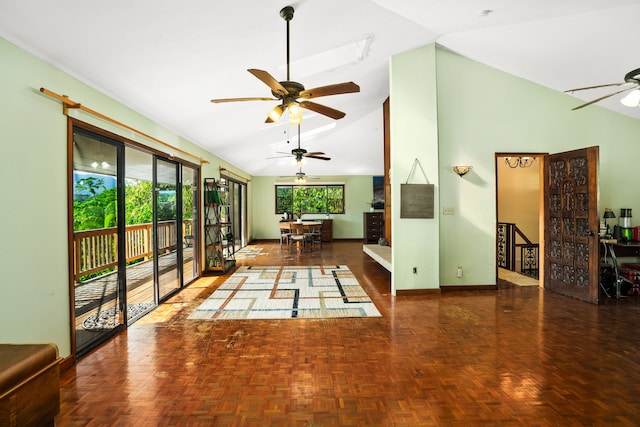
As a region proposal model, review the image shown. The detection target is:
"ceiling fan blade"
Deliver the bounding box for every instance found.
[571,86,636,110]
[248,69,289,97]
[211,97,276,103]
[303,151,325,156]
[564,82,624,93]
[299,101,346,120]
[306,155,331,161]
[299,82,360,99]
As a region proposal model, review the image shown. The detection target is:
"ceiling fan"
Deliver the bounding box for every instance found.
[280,168,320,184]
[565,67,640,110]
[210,5,360,124]
[268,124,331,167]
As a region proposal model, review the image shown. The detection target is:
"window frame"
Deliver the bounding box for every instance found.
[275,184,345,215]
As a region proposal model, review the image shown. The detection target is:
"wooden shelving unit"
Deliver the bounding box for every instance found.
[204,178,235,273]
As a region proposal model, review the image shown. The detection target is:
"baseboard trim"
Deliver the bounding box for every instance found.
[440,285,497,292]
[396,288,441,296]
[59,355,75,373]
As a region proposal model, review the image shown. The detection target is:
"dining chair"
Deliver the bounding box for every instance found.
[289,223,307,251]
[279,224,291,248]
[306,225,322,249]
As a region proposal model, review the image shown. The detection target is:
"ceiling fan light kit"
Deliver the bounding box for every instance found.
[621,89,640,107]
[288,102,303,124]
[210,5,360,125]
[566,67,640,110]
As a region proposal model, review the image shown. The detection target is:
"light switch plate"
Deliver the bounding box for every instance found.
[443,207,455,215]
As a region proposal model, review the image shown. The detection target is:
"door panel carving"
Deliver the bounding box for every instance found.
[543,147,599,303]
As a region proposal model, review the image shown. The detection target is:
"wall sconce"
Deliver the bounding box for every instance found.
[452,165,472,177]
[505,156,536,168]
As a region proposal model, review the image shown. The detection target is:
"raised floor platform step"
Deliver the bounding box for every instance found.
[363,244,391,272]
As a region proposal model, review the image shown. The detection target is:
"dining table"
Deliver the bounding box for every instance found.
[279,221,322,251]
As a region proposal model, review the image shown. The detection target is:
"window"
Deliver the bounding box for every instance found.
[275,185,345,214]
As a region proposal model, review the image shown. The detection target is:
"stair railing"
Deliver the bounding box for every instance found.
[497,222,539,278]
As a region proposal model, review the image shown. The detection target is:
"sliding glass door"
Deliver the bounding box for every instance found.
[73,130,124,354]
[123,148,156,324]
[156,159,180,299]
[223,176,248,250]
[72,124,200,356]
[182,166,198,283]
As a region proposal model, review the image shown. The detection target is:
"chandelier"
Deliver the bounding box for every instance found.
[504,156,536,168]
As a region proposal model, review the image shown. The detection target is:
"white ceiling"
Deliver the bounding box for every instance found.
[2,0,639,177]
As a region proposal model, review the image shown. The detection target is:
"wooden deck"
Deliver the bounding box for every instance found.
[58,240,640,426]
[74,248,193,340]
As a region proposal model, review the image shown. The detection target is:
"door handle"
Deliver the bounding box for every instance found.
[585,230,596,237]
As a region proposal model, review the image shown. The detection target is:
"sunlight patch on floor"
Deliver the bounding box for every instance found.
[498,268,539,287]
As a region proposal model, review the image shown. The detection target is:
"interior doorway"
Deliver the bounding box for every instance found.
[496,153,543,287]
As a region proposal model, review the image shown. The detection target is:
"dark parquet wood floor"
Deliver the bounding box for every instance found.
[56,240,640,426]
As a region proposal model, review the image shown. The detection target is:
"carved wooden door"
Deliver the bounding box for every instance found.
[543,147,600,304]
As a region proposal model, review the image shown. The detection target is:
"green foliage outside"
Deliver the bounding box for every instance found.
[276,185,344,215]
[74,177,117,230]
[74,176,195,231]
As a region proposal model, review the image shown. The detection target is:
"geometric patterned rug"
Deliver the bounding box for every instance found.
[187,265,382,320]
[233,246,265,259]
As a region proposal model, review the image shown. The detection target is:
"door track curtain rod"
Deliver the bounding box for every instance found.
[220,167,250,183]
[39,87,209,165]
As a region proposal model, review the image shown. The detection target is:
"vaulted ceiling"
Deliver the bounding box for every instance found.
[2,0,639,177]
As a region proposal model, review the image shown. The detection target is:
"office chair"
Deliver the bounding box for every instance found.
[607,244,633,299]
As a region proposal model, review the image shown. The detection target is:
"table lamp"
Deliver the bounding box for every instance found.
[604,208,616,236]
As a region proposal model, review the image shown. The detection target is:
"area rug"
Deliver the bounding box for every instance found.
[188,265,382,320]
[233,247,265,259]
[82,302,156,330]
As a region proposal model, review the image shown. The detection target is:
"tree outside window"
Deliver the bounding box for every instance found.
[275,185,344,215]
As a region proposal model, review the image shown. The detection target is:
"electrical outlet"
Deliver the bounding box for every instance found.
[443,207,455,215]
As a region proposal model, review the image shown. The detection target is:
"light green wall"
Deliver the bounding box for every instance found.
[0,37,250,357]
[389,44,440,294]
[251,175,377,240]
[389,45,640,289]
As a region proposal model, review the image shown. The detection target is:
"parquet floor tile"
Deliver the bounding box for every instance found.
[56,240,640,426]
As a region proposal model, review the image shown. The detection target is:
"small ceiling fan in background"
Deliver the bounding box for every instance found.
[280,168,320,184]
[565,67,640,110]
[210,5,360,124]
[268,124,331,167]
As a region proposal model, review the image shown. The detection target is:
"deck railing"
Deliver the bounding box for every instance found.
[73,220,193,282]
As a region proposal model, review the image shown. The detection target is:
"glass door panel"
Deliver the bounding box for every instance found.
[124,147,156,323]
[156,158,180,298]
[224,178,247,250]
[72,131,123,355]
[182,166,198,284]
